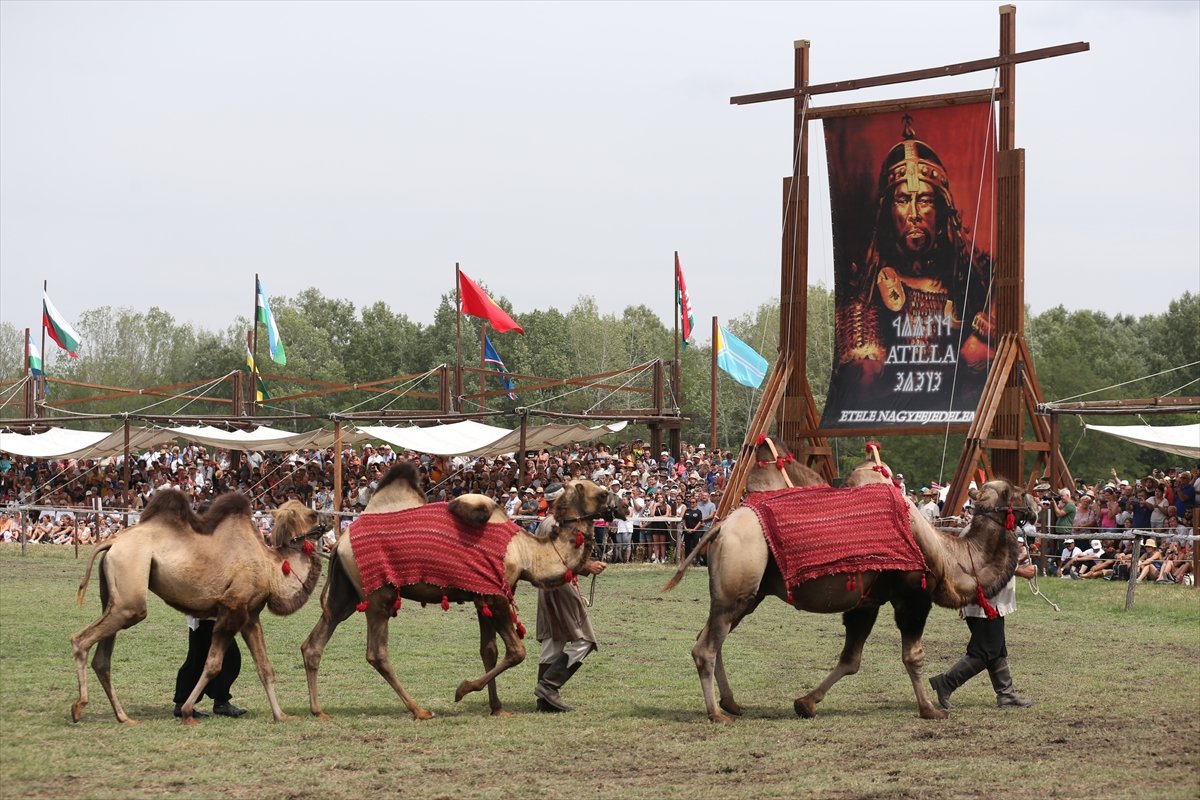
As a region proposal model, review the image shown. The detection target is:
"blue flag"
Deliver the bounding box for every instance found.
[483,335,517,399]
[716,325,769,389]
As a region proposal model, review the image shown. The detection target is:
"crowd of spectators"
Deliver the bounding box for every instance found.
[1,443,1193,583]
[0,438,732,561]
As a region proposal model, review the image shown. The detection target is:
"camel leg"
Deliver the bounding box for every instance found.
[238,618,294,723]
[177,628,234,725]
[713,594,764,717]
[893,592,946,720]
[70,605,147,725]
[300,577,359,719]
[795,606,879,719]
[361,596,434,720]
[454,608,526,707]
[472,602,510,716]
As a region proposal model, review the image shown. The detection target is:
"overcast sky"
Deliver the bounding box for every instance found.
[2,1,1197,351]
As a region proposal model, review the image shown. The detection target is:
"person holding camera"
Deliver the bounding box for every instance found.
[1050,489,1075,575]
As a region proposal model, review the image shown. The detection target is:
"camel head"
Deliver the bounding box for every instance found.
[365,461,426,514]
[269,500,325,549]
[743,436,825,492]
[552,479,629,526]
[961,478,1034,599]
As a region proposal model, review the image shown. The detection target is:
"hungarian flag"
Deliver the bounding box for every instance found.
[675,253,694,348]
[42,291,83,357]
[483,335,517,400]
[458,269,524,334]
[255,277,287,365]
[245,345,270,402]
[716,325,768,389]
[27,331,43,376]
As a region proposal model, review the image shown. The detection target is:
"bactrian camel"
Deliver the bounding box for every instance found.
[666,437,1036,722]
[301,462,627,718]
[71,492,325,725]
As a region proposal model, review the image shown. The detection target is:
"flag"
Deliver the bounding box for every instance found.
[483,335,517,400]
[27,332,43,376]
[42,291,83,357]
[715,325,768,389]
[255,277,287,365]
[246,345,270,402]
[675,253,694,348]
[458,269,524,334]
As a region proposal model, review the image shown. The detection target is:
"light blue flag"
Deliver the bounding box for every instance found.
[716,325,768,389]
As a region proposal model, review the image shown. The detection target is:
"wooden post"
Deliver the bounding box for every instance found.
[778,39,810,453]
[454,263,463,412]
[1124,537,1143,612]
[333,420,343,522]
[518,414,529,488]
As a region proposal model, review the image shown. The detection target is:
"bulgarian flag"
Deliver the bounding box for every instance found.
[43,290,83,357]
[675,252,694,348]
[27,331,43,376]
[255,277,287,365]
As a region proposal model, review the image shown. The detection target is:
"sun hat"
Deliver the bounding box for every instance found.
[1143,538,1157,548]
[1090,540,1102,550]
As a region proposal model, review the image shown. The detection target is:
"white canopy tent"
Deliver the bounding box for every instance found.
[1083,423,1200,459]
[353,419,628,458]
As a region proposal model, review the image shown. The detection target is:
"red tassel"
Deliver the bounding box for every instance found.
[1005,509,1015,530]
[575,531,585,548]
[976,585,999,619]
[920,573,927,590]
[784,453,795,464]
[481,603,493,618]
[563,569,575,583]
[865,440,882,455]
[441,595,450,611]
[845,575,856,592]
[356,600,368,613]
[785,588,795,605]
[302,540,314,555]
[515,620,527,639]
[755,434,767,446]
[281,560,291,576]
[756,460,768,469]
[775,457,786,470]
[393,597,403,611]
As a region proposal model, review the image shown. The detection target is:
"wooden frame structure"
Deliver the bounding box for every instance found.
[716,5,1089,519]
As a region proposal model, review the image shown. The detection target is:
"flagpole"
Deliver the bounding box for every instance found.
[251,274,260,416]
[39,280,48,415]
[673,252,680,413]
[711,316,719,453]
[23,327,34,417]
[454,263,463,413]
[479,322,489,411]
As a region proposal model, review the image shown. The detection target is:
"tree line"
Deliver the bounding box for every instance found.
[1,286,1196,489]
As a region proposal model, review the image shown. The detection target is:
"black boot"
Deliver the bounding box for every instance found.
[988,658,1034,708]
[534,653,582,712]
[928,655,985,710]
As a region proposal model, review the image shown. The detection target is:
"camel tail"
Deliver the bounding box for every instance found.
[76,540,115,607]
[661,519,723,593]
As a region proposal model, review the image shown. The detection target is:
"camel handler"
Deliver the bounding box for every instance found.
[173,615,246,718]
[928,561,1037,710]
[533,482,606,713]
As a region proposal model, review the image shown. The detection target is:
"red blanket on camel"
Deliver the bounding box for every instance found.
[741,483,925,587]
[348,504,520,600]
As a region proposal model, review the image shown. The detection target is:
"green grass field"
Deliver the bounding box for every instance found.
[2,543,1197,800]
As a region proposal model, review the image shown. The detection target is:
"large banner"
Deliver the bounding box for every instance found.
[821,104,996,430]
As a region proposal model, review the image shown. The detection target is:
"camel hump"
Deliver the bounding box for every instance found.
[198,492,252,533]
[375,461,421,494]
[139,489,202,530]
[448,495,497,527]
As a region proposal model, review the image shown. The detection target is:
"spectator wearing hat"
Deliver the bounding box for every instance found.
[504,487,521,518]
[1061,539,1104,579]
[519,488,539,532]
[532,482,606,713]
[1057,538,1083,578]
[1052,488,1075,543]
[1135,538,1164,583]
[918,488,941,525]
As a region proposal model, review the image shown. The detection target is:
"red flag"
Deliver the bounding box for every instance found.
[458,269,524,334]
[675,253,694,345]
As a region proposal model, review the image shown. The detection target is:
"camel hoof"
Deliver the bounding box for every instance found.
[794,697,818,718]
[314,711,333,720]
[921,705,949,720]
[490,708,513,717]
[708,712,735,725]
[413,709,435,721]
[719,698,744,717]
[71,701,85,723]
[454,681,473,702]
[181,715,199,727]
[121,717,141,727]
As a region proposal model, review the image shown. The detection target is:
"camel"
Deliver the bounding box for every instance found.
[665,438,1037,722]
[301,462,627,719]
[71,492,325,725]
